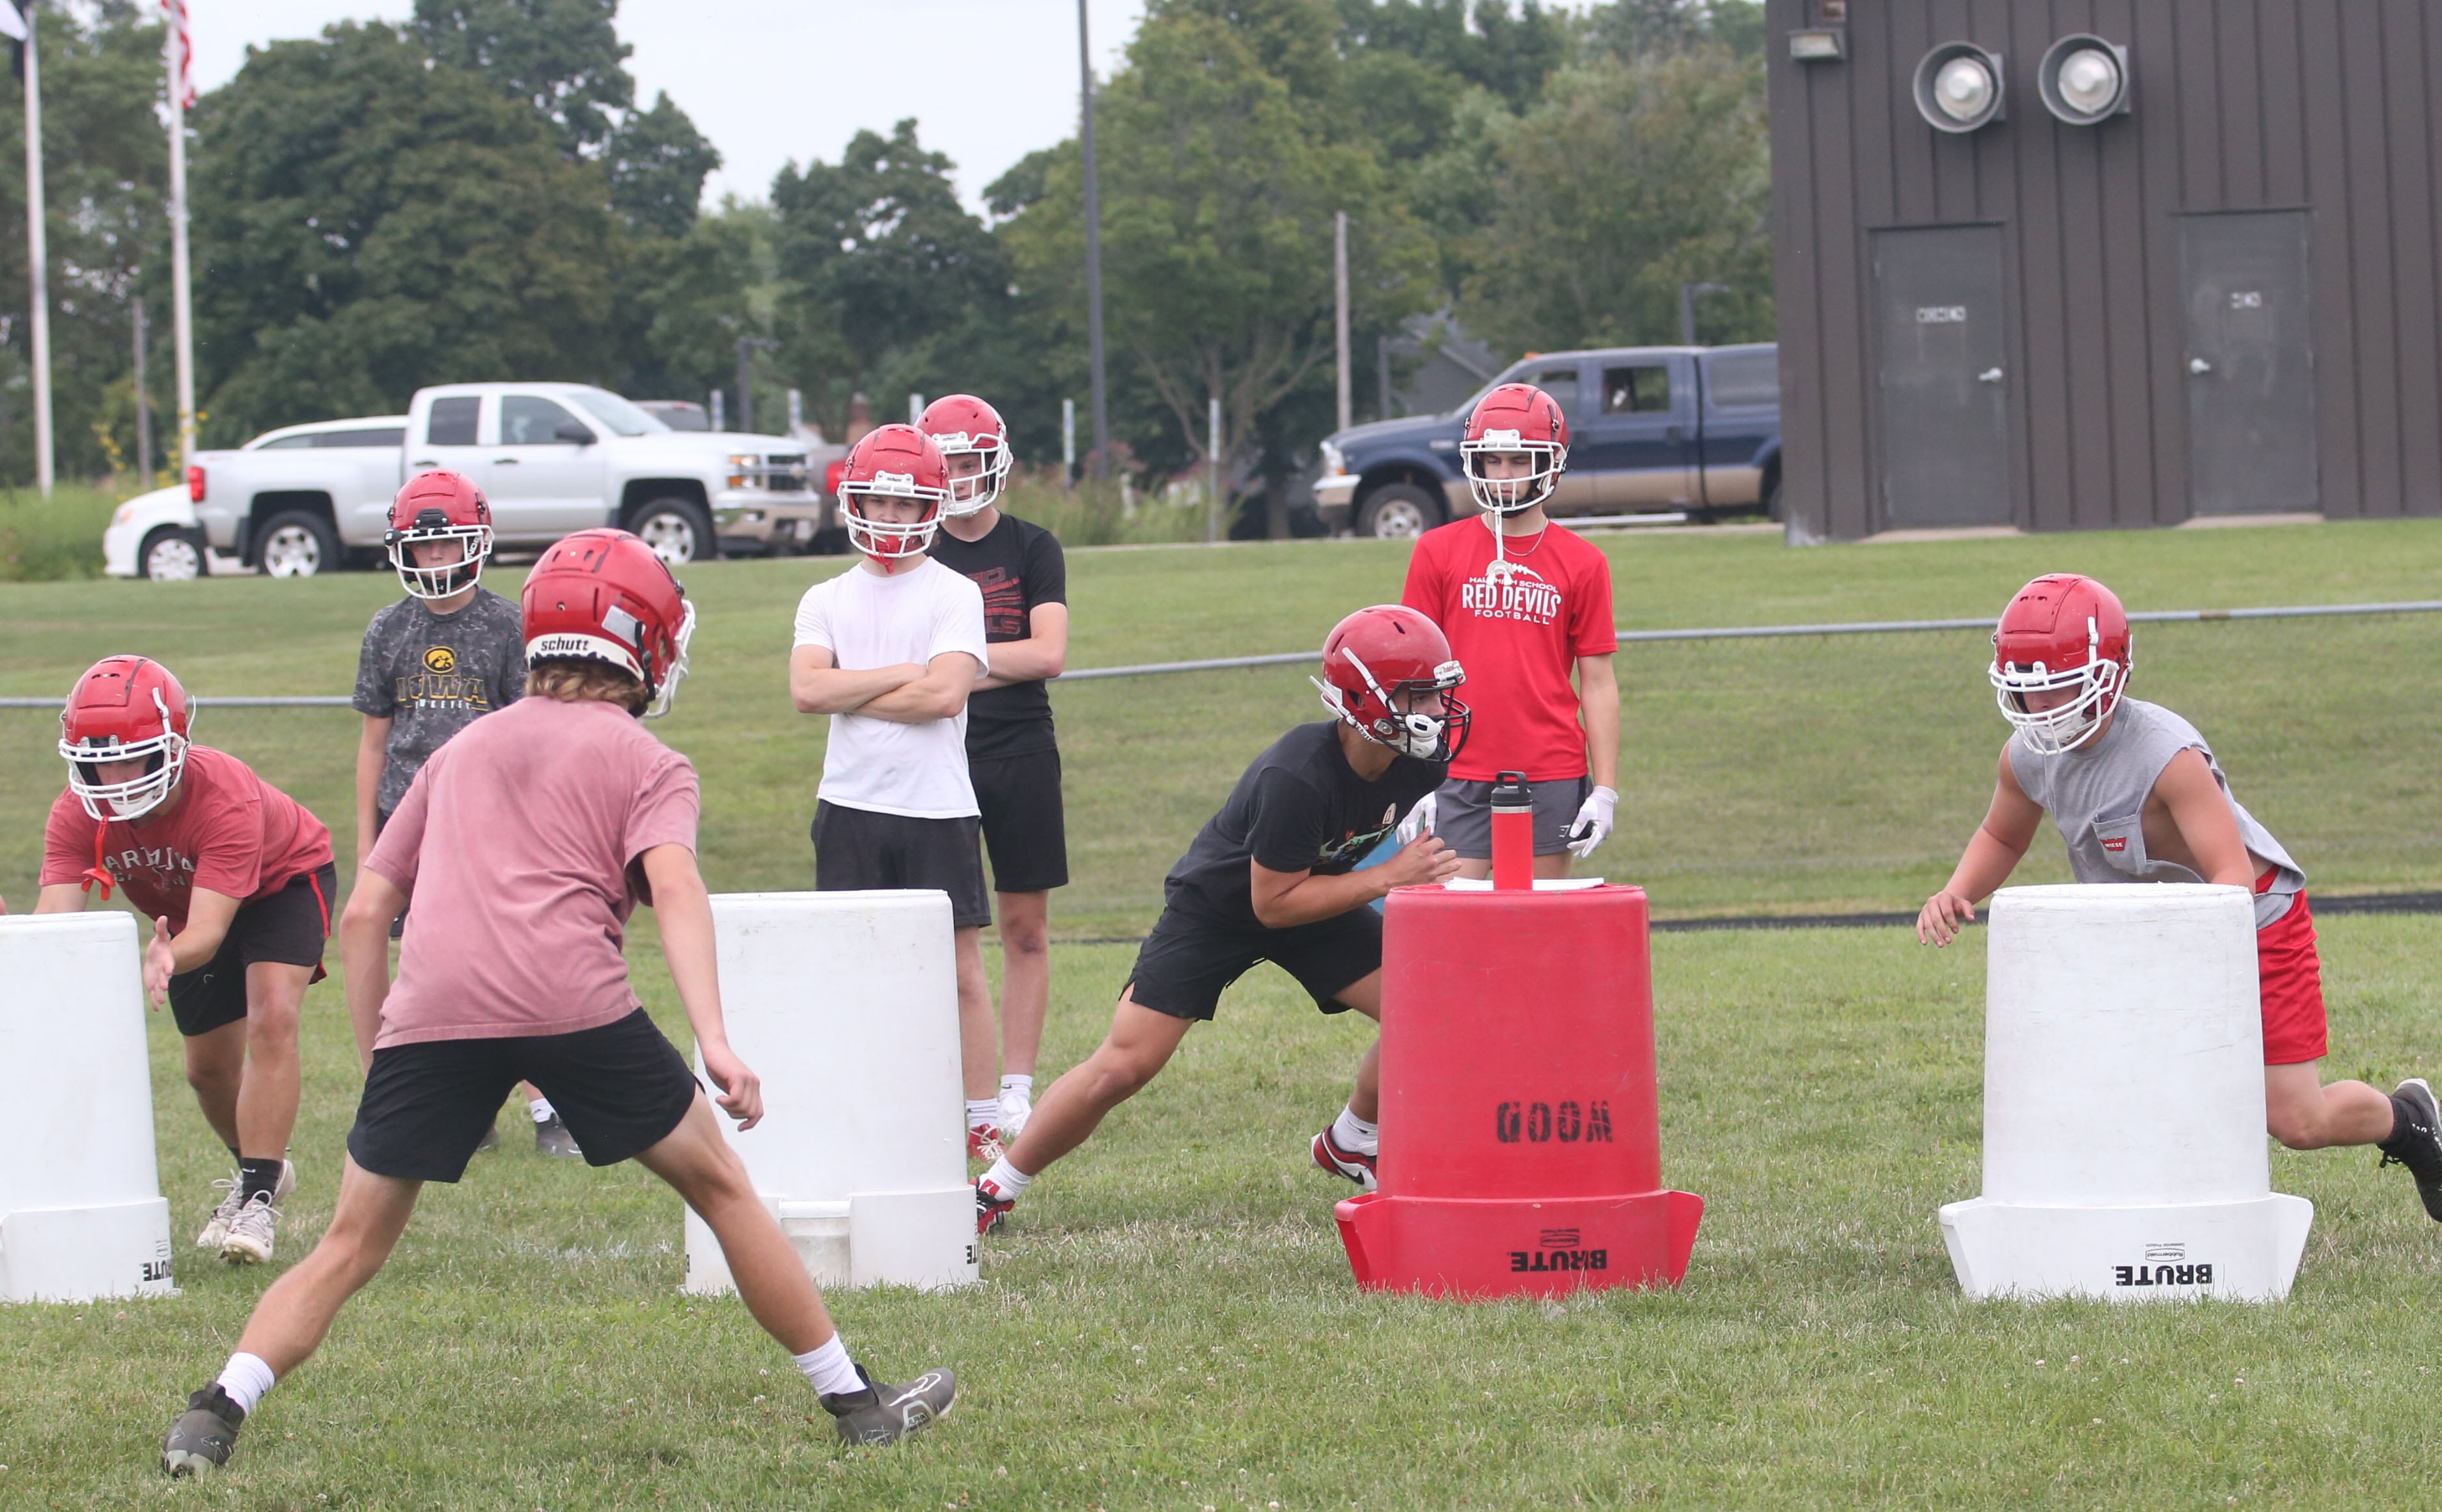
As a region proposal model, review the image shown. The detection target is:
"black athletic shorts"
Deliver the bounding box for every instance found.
[1434,775,1594,860]
[811,800,993,929]
[167,862,337,1038]
[347,1008,699,1182]
[971,749,1069,894]
[1125,903,1382,1022]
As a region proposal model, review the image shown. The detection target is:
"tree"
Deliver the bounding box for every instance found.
[604,91,718,240]
[410,0,633,154]
[1439,48,1771,355]
[998,0,1434,532]
[189,23,622,444]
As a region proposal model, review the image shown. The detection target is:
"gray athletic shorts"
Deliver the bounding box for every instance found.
[1432,775,1593,860]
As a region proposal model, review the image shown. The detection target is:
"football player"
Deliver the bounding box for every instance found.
[161,529,954,1477]
[788,424,1005,1157]
[1400,382,1620,880]
[352,472,569,1158]
[36,656,336,1265]
[920,396,1070,1141]
[975,605,1465,1233]
[1919,573,2442,1214]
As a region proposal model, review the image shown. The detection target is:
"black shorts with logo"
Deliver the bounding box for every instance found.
[348,1008,701,1182]
[971,749,1068,894]
[1125,902,1382,1023]
[812,800,993,928]
[167,862,337,1038]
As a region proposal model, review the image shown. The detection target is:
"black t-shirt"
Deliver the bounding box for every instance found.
[1163,721,1447,929]
[928,512,1067,760]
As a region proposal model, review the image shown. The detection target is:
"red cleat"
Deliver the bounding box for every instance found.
[1312,1127,1378,1192]
[967,1124,1006,1163]
[975,1177,1016,1235]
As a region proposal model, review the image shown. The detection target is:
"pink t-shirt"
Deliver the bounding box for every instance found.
[363,696,700,1048]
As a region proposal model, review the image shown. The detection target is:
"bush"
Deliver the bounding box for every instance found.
[995,472,1212,548]
[0,484,124,582]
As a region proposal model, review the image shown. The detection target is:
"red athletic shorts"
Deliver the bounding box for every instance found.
[2256,873,2328,1065]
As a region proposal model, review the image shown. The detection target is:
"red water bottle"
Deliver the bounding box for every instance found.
[1490,771,1533,890]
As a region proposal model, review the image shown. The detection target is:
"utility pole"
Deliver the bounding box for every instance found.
[23,0,51,494]
[1077,0,1109,480]
[1206,395,1222,543]
[1679,281,1730,346]
[165,0,197,473]
[734,336,778,433]
[1333,211,1350,434]
[1376,332,1393,422]
[133,296,151,480]
[1061,397,1076,485]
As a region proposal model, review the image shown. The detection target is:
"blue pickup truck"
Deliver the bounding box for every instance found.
[1312,343,1782,538]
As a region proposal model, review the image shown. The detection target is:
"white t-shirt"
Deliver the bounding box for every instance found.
[793,557,990,819]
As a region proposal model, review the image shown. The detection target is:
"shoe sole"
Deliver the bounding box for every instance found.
[836,1376,957,1446]
[2393,1079,2442,1220]
[219,1242,273,1265]
[161,1448,224,1476]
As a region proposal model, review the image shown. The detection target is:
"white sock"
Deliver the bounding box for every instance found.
[530,1096,555,1124]
[792,1335,863,1398]
[1333,1105,1380,1156]
[967,1098,1001,1130]
[981,1155,1034,1194]
[999,1073,1033,1102]
[215,1351,276,1416]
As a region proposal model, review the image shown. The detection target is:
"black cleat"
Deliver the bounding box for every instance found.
[2379,1078,2442,1221]
[534,1114,583,1161]
[161,1384,244,1476]
[821,1365,956,1446]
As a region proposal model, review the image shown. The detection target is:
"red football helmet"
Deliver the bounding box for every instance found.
[1990,573,2132,753]
[917,394,1012,517]
[1460,383,1570,514]
[59,655,194,820]
[385,470,494,600]
[838,423,950,562]
[521,529,697,718]
[1313,605,1469,762]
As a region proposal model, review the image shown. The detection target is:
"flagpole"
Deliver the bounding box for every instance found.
[23,0,51,495]
[164,1,195,473]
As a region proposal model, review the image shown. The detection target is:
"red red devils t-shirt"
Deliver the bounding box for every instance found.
[42,745,333,931]
[1401,518,1616,782]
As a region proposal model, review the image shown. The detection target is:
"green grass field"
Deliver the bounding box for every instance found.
[5,519,2442,1506]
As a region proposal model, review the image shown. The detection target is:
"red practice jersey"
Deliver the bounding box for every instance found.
[1401,518,1616,782]
[43,745,333,931]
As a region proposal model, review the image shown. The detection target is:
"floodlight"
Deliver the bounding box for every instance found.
[2038,34,2131,124]
[1913,42,2005,133]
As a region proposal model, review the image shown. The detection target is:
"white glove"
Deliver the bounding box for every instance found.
[1566,786,1618,859]
[1395,792,1437,845]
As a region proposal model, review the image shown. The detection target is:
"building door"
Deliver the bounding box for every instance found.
[2181,212,2317,516]
[1872,225,2012,528]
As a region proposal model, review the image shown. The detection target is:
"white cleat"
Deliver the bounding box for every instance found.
[999,1090,1033,1141]
[195,1174,244,1252]
[219,1194,282,1266]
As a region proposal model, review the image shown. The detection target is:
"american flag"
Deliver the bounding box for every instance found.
[162,0,193,109]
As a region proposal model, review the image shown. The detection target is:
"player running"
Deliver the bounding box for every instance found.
[1400,381,1620,879]
[352,471,572,1159]
[1918,573,2442,1213]
[975,605,1465,1231]
[160,529,953,1477]
[36,655,335,1265]
[921,395,1070,1141]
[788,424,1003,1156]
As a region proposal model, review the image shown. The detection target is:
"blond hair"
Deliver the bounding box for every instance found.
[526,658,649,715]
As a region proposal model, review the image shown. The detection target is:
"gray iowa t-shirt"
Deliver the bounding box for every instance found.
[353,588,527,814]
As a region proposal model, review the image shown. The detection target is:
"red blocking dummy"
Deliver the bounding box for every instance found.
[1334,883,1702,1298]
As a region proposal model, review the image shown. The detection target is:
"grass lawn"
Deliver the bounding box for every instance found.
[4,517,2442,1505]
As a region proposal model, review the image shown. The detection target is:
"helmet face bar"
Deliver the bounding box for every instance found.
[385,470,495,600]
[1312,604,1471,763]
[1990,572,2133,754]
[1460,383,1571,515]
[839,424,952,560]
[59,655,194,821]
[917,394,1013,517]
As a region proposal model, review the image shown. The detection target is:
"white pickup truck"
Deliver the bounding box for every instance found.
[107,381,829,579]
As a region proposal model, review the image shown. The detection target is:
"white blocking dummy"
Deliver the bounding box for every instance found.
[0,912,176,1303]
[1939,883,2313,1302]
[682,891,978,1295]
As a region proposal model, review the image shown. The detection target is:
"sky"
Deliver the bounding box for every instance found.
[184,1,1150,211]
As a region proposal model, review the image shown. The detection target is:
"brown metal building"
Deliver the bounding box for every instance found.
[1765,0,2442,540]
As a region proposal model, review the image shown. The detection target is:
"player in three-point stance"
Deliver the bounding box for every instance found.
[1918,572,2442,1215]
[160,530,952,1476]
[1400,381,1620,879]
[921,394,1071,1144]
[975,605,1467,1231]
[38,655,335,1266]
[788,424,1005,1157]
[352,471,574,1159]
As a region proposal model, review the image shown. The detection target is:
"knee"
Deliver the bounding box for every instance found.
[246,1000,302,1048]
[185,1061,230,1096]
[1003,921,1050,957]
[1084,1049,1159,1105]
[2266,1101,2329,1151]
[678,1144,758,1214]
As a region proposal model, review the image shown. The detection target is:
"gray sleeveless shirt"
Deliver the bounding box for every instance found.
[2006,698,2303,928]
